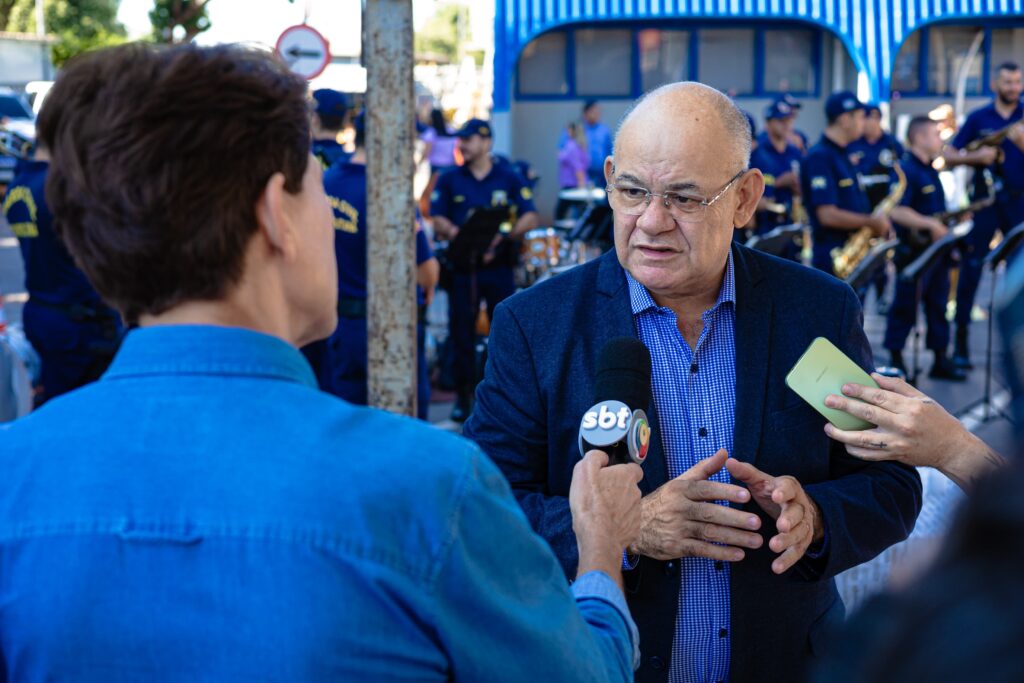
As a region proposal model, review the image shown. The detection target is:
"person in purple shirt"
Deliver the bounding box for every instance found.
[0,42,644,682]
[555,120,590,219]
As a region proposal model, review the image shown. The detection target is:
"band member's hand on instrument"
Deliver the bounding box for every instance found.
[774,170,800,192]
[974,146,1000,166]
[1008,121,1024,152]
[823,373,1005,492]
[868,214,893,238]
[629,449,763,563]
[725,459,824,574]
[926,217,949,241]
[431,214,459,240]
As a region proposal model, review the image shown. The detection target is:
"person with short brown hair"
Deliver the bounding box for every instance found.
[0,42,644,682]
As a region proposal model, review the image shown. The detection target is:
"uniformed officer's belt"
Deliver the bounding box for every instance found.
[338,296,427,323]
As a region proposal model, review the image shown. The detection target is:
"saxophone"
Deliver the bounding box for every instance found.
[964,119,1023,163]
[831,162,907,280]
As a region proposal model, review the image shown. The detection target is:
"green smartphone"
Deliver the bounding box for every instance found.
[784,337,878,431]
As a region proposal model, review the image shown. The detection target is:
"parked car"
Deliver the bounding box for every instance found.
[0,90,36,189]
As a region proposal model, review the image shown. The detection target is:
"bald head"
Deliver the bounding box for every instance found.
[613,82,752,172]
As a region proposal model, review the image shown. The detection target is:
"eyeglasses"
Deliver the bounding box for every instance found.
[605,169,747,222]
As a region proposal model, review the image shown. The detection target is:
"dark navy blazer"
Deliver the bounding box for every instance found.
[464,244,922,682]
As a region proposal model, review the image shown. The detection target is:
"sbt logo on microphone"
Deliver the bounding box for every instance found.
[581,403,633,431]
[578,399,650,464]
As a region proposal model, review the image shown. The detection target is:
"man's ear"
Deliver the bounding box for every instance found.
[733,169,765,228]
[254,171,297,260]
[603,156,614,186]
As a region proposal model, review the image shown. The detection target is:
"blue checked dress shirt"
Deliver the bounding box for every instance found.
[626,253,737,683]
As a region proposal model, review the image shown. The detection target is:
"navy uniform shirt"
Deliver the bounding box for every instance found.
[894,151,945,250]
[898,151,946,217]
[848,133,905,208]
[2,159,106,309]
[430,161,536,269]
[751,133,803,230]
[324,161,433,302]
[430,161,536,228]
[801,135,871,248]
[312,138,351,170]
[951,100,1024,197]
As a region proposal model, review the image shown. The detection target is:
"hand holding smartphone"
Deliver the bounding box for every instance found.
[785,337,878,431]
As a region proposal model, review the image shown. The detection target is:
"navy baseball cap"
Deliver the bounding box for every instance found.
[456,118,492,139]
[778,94,803,110]
[825,91,865,121]
[312,89,350,116]
[764,100,796,120]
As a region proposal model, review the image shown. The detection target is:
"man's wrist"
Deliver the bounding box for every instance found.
[809,497,825,544]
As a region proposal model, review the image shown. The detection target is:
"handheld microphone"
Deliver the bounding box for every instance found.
[578,337,653,465]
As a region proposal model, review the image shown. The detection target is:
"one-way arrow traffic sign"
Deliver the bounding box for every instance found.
[276,24,331,80]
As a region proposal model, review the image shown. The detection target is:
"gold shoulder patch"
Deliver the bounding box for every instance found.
[838,178,854,188]
[811,176,827,190]
[922,185,936,194]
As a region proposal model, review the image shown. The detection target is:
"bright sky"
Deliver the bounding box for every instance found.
[117,0,493,56]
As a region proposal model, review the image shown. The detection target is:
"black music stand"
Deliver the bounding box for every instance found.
[845,238,900,294]
[567,204,613,249]
[996,250,1024,425]
[898,229,967,384]
[744,224,804,257]
[955,221,1024,424]
[447,207,509,271]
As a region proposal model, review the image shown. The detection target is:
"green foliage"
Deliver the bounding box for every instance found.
[5,0,126,67]
[149,0,211,44]
[414,2,470,63]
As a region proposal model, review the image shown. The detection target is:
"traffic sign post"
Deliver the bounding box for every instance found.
[275,24,331,80]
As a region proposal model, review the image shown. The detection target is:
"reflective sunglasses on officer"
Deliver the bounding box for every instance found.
[605,169,747,223]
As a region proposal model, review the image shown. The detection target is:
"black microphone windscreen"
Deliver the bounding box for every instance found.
[594,337,652,411]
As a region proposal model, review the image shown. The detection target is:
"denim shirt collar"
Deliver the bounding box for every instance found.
[102,324,317,388]
[625,250,736,318]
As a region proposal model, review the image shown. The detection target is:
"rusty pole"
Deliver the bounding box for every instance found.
[364,0,417,417]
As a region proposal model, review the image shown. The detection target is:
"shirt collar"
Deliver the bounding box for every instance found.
[625,250,736,317]
[102,324,317,388]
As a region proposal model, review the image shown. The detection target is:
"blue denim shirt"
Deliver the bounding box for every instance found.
[0,325,638,682]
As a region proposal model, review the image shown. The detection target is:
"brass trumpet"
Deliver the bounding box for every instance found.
[831,162,907,280]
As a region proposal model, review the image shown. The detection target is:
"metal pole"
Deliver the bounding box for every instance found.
[364,0,417,417]
[34,0,44,37]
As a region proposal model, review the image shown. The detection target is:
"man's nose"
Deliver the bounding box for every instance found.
[634,196,676,235]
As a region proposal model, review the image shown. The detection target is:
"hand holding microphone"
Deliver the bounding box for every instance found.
[569,337,652,583]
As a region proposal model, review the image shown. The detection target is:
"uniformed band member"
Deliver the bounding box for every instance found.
[323,112,440,420]
[942,61,1024,368]
[777,93,809,152]
[310,88,351,169]
[848,103,905,210]
[883,116,965,381]
[2,143,121,403]
[430,118,538,421]
[750,100,803,238]
[802,91,892,276]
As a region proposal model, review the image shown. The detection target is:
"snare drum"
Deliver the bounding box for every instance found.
[522,228,562,275]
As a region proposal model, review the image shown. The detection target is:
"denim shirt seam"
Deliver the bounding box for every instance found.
[0,520,436,584]
[422,442,479,594]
